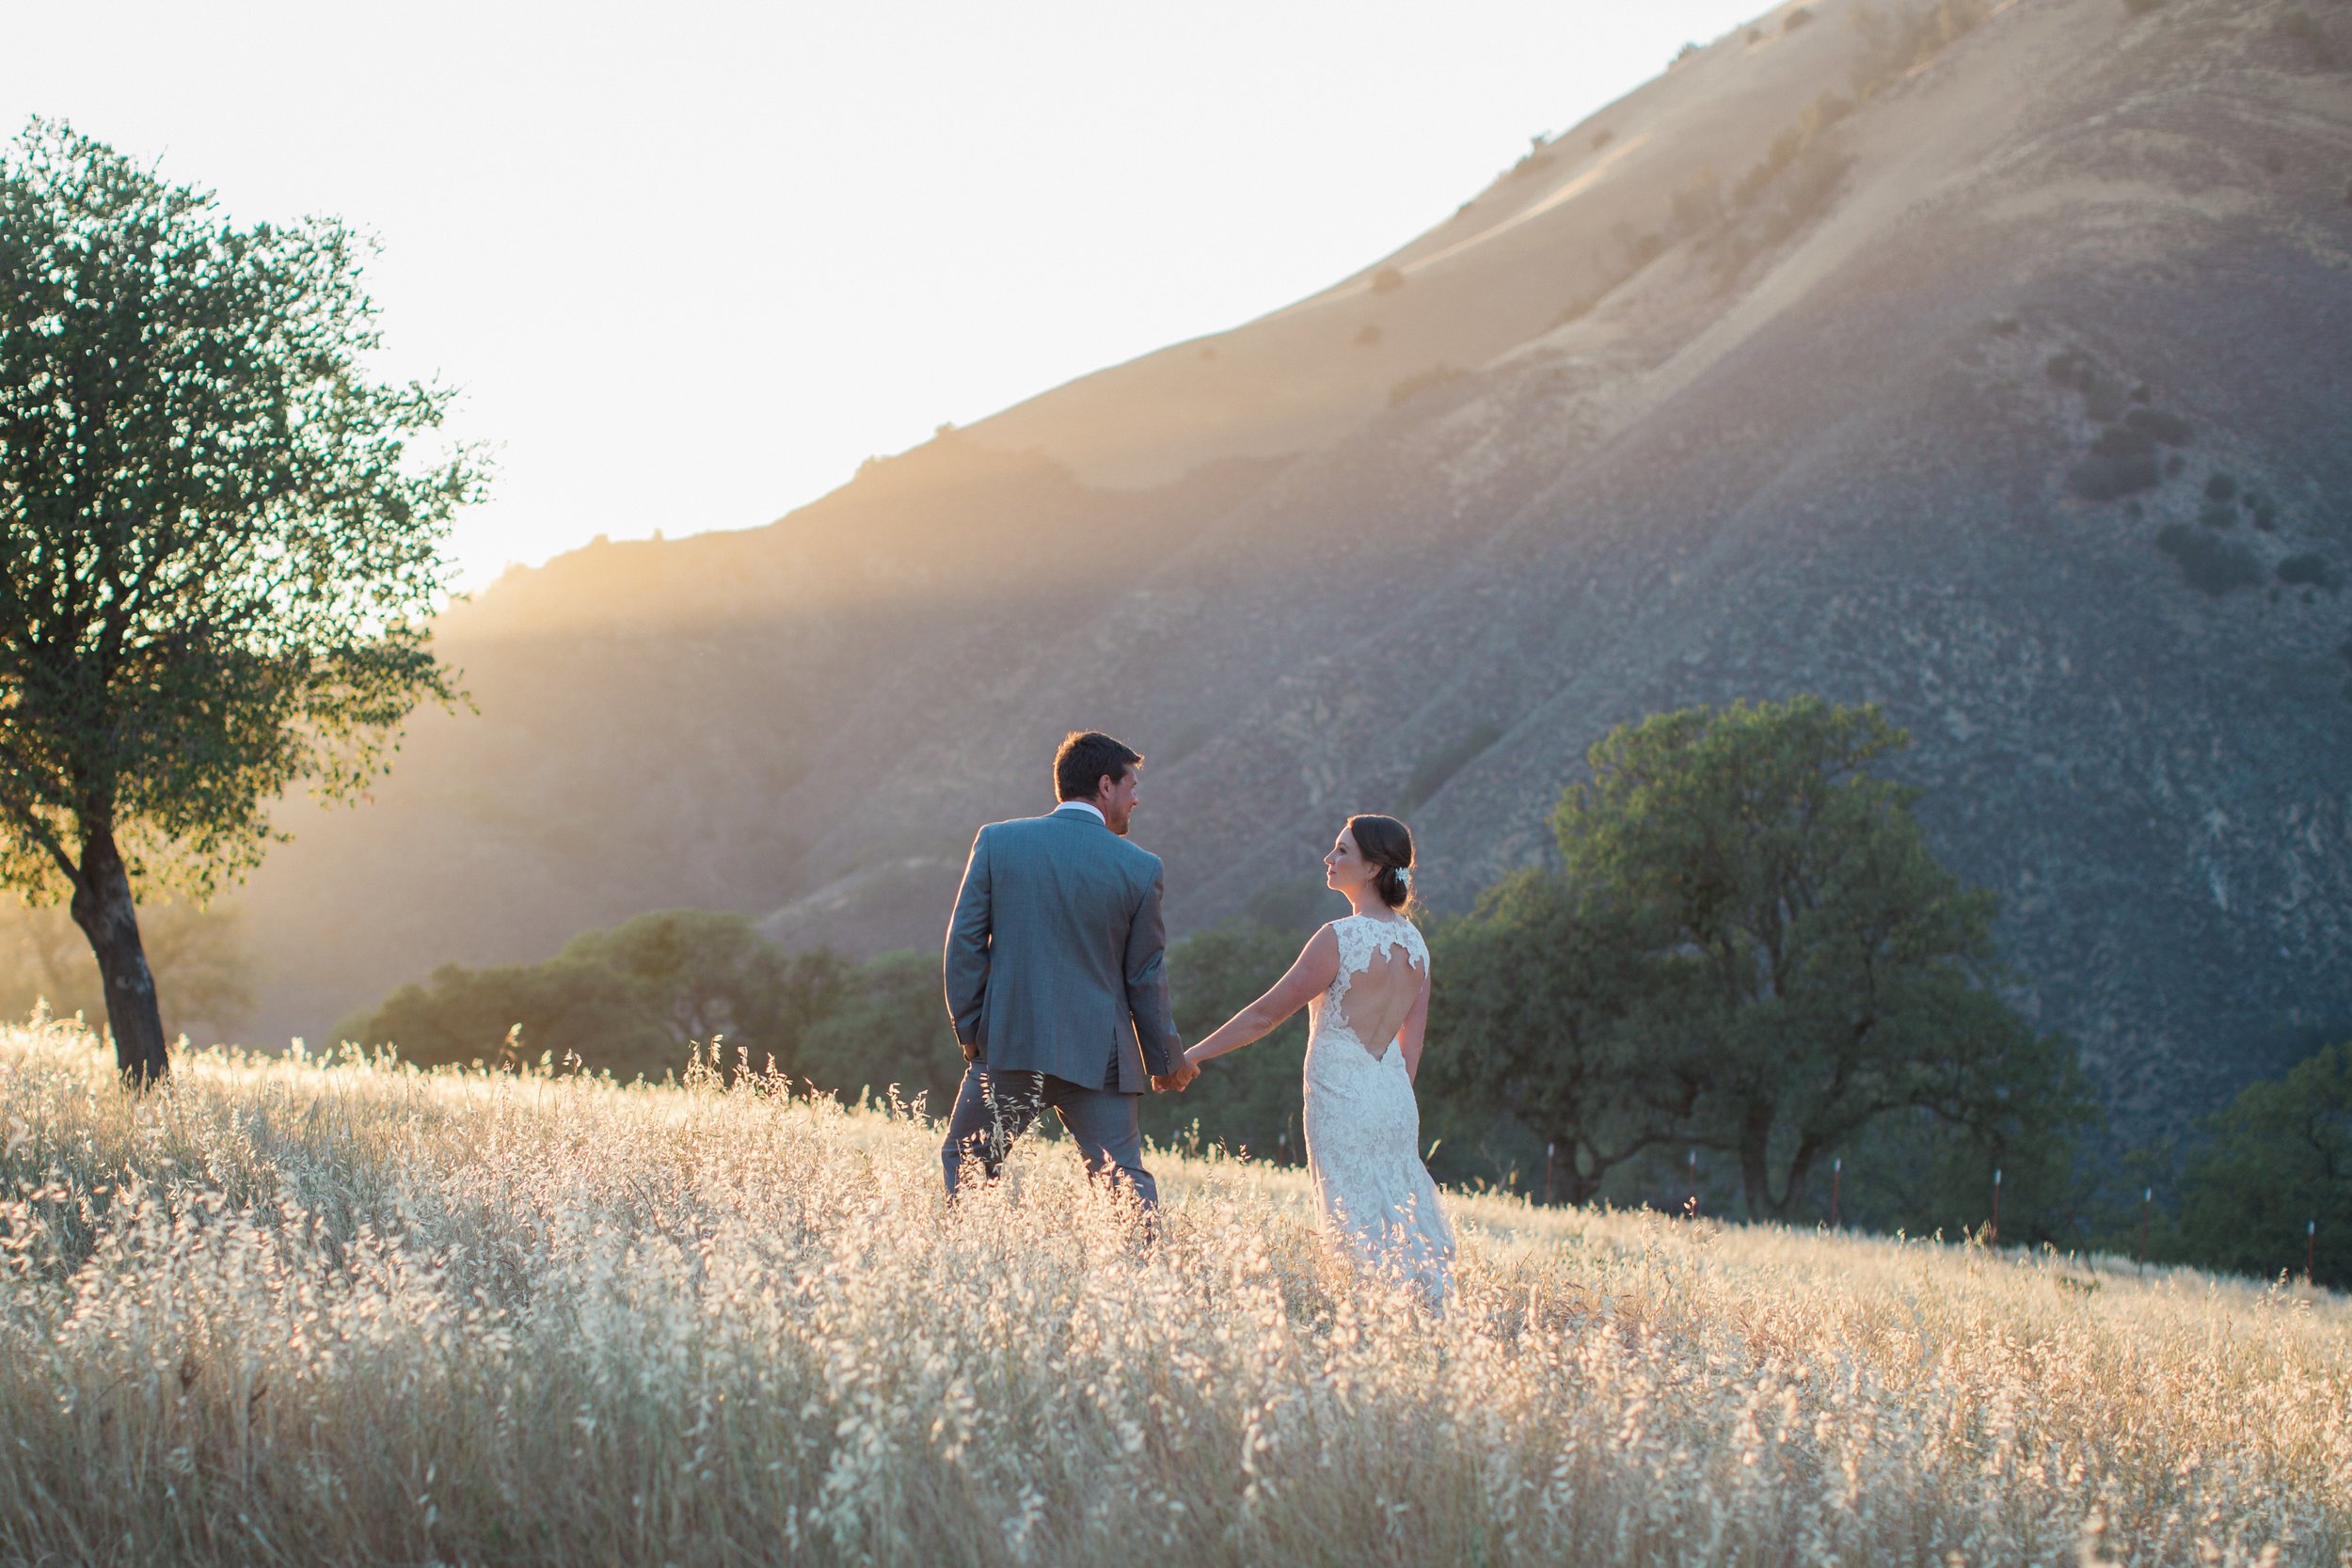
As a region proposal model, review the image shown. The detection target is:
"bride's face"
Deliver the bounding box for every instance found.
[1324,830,1375,894]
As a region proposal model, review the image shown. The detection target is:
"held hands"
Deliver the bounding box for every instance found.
[1151,1051,1201,1094]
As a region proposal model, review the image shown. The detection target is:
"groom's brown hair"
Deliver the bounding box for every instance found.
[1055,730,1143,802]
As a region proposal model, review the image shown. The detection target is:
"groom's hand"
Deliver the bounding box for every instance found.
[1152,1062,1200,1093]
[961,1040,980,1063]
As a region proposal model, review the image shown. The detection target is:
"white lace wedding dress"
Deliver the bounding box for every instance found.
[1301,914,1455,1309]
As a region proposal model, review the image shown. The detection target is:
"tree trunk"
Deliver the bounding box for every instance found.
[1739,1101,1775,1220]
[1551,1140,1605,1207]
[69,824,167,1085]
[1772,1140,1821,1221]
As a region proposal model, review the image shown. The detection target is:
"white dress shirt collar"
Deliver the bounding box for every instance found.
[1054,800,1106,825]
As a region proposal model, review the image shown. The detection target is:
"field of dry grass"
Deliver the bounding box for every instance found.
[2,1018,2344,1567]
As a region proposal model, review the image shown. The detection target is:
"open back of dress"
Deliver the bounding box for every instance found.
[1313,915,1426,1058]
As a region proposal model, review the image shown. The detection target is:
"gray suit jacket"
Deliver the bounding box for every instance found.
[942,806,1183,1093]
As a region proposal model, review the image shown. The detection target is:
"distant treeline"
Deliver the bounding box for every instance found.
[332,698,2351,1289]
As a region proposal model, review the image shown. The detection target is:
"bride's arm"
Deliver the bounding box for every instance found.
[1184,926,1340,1069]
[1396,968,1433,1081]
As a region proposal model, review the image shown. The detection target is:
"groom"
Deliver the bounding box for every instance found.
[939,730,1194,1209]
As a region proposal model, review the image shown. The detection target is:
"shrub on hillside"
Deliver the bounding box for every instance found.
[1784,6,1815,31]
[1851,0,1992,94]
[2276,9,2340,70]
[2154,523,2262,594]
[1733,91,1852,210]
[2277,552,2339,590]
[2044,351,2129,420]
[2123,407,2191,445]
[1671,166,1724,236]
[1370,265,1406,294]
[2067,451,2159,502]
[1398,721,1504,812]
[1389,364,1464,407]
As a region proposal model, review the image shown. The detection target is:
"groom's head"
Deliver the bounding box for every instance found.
[1055,730,1143,835]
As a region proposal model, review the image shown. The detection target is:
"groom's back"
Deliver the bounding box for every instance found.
[944,810,1175,1092]
[984,814,1145,971]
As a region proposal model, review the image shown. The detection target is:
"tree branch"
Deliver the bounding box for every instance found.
[0,750,84,895]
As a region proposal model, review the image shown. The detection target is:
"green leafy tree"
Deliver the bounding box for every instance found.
[1425,870,1698,1205]
[1830,1101,2087,1246]
[2174,1042,2351,1288]
[797,948,963,1116]
[1144,920,1315,1162]
[1556,696,2090,1219]
[557,909,847,1075]
[337,958,676,1079]
[0,121,483,1083]
[340,910,850,1085]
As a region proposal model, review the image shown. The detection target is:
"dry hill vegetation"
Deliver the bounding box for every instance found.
[3,1022,2345,1567]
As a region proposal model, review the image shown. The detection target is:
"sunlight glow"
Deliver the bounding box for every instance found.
[7,1,1774,590]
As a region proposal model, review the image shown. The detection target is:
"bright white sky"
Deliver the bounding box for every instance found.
[5,1,1767,592]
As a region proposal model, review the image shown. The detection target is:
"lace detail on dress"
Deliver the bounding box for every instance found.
[1301,912,1453,1311]
[1323,915,1428,1010]
[1316,915,1428,1060]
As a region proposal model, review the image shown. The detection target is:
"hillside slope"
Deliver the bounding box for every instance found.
[232,0,2352,1134]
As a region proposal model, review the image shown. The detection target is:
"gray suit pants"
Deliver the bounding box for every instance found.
[939,1066,1158,1210]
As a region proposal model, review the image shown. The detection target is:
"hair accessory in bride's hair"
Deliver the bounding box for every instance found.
[1395,865,1412,890]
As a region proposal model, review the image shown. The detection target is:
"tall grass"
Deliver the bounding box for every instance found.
[2,1018,2344,1567]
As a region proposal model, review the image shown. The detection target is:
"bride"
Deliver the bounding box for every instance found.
[1183,814,1455,1308]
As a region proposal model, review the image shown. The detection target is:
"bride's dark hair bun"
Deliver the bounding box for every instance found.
[1345,814,1417,911]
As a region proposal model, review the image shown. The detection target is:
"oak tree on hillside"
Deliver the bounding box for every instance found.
[0,121,483,1083]
[1553,695,2090,1220]
[1427,870,1702,1206]
[2174,1040,2351,1289]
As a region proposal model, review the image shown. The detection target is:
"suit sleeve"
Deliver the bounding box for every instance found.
[1122,860,1183,1077]
[943,828,993,1050]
